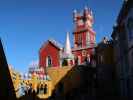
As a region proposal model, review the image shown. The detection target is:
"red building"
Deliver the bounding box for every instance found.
[72,7,96,64]
[39,39,63,68]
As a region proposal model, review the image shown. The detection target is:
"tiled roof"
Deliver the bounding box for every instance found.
[39,39,63,53]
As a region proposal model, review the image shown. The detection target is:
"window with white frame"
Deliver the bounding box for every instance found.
[46,56,52,67]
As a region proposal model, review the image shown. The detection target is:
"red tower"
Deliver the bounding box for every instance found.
[72,7,96,64]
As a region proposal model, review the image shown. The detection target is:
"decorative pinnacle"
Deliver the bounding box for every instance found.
[73,9,77,14]
[73,9,77,21]
[84,6,88,10]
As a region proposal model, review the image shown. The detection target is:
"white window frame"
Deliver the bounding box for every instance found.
[46,56,52,67]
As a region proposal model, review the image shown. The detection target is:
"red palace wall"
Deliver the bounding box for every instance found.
[39,42,60,68]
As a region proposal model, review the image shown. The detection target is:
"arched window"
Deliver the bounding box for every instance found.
[46,56,52,67]
[44,84,47,94]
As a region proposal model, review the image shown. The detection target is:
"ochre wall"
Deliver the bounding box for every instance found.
[47,66,72,90]
[47,66,82,95]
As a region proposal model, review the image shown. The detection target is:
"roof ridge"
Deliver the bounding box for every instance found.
[48,39,63,49]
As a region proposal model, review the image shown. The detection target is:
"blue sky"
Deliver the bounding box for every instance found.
[0,0,123,73]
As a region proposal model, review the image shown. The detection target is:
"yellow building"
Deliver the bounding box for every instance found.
[9,65,22,98]
[9,65,80,99]
[9,65,53,99]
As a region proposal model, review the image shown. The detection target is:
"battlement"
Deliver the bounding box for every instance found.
[73,6,94,28]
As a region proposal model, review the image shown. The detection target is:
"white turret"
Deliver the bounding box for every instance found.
[62,32,74,66]
[63,32,73,58]
[65,32,71,55]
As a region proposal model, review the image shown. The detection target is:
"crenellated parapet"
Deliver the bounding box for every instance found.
[73,6,94,28]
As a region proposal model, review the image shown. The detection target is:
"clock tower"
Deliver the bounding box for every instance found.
[72,7,96,65]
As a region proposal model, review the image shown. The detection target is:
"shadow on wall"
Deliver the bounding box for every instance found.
[49,64,97,100]
[49,64,119,100]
